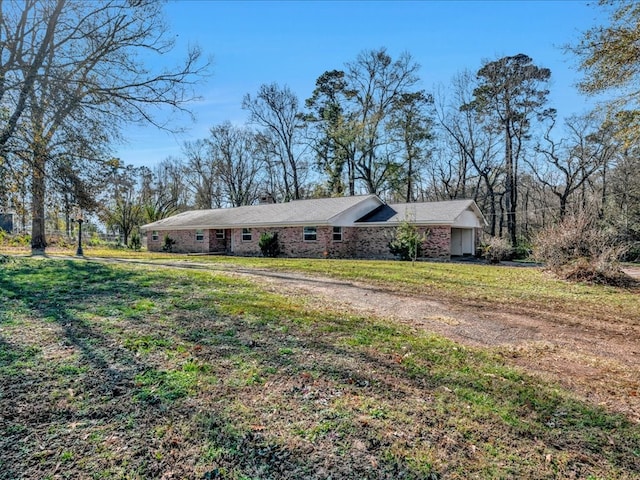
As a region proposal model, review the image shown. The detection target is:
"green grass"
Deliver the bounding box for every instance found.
[0,256,638,479]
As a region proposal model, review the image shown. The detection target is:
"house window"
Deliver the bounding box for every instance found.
[303,226,317,242]
[195,229,204,242]
[332,226,343,242]
[151,231,159,241]
[215,229,225,240]
[242,228,252,241]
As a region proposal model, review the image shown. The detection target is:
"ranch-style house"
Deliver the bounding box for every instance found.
[141,194,486,259]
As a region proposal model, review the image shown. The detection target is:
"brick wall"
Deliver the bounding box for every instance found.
[209,229,228,253]
[230,226,356,258]
[229,227,260,256]
[422,226,452,258]
[147,224,455,259]
[351,225,452,259]
[353,226,396,259]
[145,229,210,254]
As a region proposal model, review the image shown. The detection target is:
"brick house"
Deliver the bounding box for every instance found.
[141,195,486,259]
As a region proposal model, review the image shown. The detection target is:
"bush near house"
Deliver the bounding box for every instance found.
[481,236,513,263]
[259,232,281,257]
[162,234,176,252]
[128,232,141,251]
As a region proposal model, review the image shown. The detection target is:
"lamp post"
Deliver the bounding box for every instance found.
[75,210,84,256]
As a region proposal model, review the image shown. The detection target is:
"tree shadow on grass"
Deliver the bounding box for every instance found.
[0,258,177,478]
[0,258,159,384]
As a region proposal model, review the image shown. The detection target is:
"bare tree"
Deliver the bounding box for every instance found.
[182,139,221,209]
[0,0,66,151]
[207,122,264,207]
[435,72,502,235]
[0,0,208,252]
[97,162,140,244]
[529,112,617,219]
[607,147,640,248]
[345,48,421,194]
[136,166,178,223]
[243,83,307,201]
[154,158,191,211]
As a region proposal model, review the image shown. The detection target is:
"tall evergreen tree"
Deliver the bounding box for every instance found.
[463,54,553,246]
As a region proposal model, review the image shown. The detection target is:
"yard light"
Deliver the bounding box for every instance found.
[75,209,84,256]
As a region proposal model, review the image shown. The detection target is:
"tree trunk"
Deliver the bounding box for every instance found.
[31,149,47,254]
[348,158,355,196]
[406,155,413,202]
[488,189,497,236]
[287,149,301,200]
[559,194,568,220]
[599,161,607,219]
[504,127,517,246]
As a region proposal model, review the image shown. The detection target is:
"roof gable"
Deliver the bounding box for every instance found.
[357,200,486,226]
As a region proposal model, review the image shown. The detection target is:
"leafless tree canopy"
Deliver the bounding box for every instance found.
[0,0,208,251]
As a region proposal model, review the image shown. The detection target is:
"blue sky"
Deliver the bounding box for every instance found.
[116,0,604,168]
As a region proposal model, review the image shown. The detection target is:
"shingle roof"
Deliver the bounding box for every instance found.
[357,199,484,225]
[141,195,381,230]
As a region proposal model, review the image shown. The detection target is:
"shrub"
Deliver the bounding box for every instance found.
[162,235,176,252]
[88,233,103,247]
[47,234,74,249]
[389,221,426,262]
[259,232,281,257]
[513,237,533,260]
[533,213,631,285]
[0,232,31,247]
[481,236,513,263]
[129,232,141,251]
[13,234,30,247]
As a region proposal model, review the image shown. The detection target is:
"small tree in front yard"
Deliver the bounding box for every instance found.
[389,220,426,262]
[128,232,141,251]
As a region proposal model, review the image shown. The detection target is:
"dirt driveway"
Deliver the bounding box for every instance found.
[224,265,640,424]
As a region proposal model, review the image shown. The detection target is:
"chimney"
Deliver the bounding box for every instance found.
[259,192,275,204]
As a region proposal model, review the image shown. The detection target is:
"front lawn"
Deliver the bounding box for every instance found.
[1,256,638,479]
